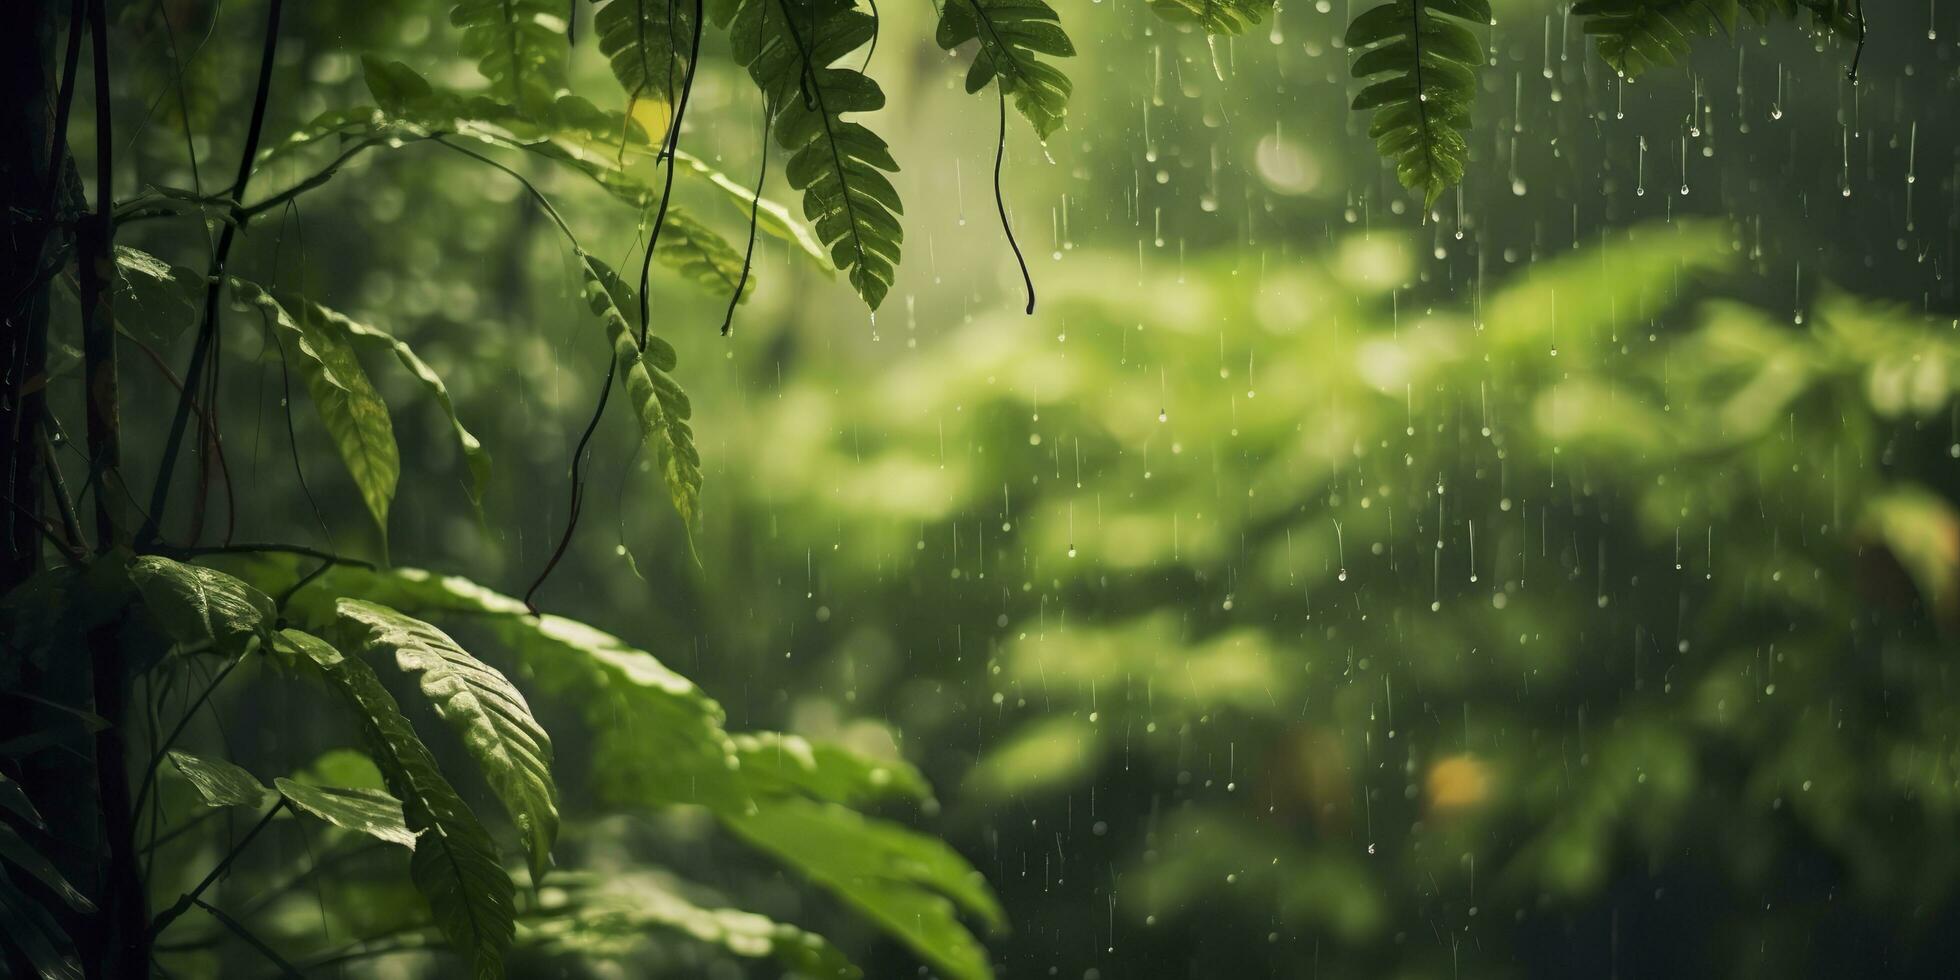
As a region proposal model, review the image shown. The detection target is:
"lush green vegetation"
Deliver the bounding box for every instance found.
[1,0,1951,978]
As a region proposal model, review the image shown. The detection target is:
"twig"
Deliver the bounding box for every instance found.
[39,414,84,550]
[149,799,288,938]
[158,542,373,568]
[131,644,252,816]
[140,0,284,548]
[190,899,304,978]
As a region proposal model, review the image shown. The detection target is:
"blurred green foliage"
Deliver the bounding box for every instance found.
[18,0,1954,976]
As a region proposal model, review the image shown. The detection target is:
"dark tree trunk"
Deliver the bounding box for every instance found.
[1,0,58,593]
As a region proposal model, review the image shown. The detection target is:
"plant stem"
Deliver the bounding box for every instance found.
[149,799,288,938]
[139,0,284,548]
[190,898,304,978]
[131,644,250,816]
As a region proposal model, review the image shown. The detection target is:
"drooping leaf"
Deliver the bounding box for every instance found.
[110,245,205,347]
[314,300,493,516]
[331,599,558,879]
[451,0,567,106]
[281,629,515,979]
[655,207,754,303]
[579,255,703,528]
[127,555,274,653]
[1345,0,1490,207]
[593,0,697,122]
[1572,0,1734,77]
[724,0,903,309]
[934,0,1075,140]
[721,797,1003,980]
[1145,0,1275,35]
[0,775,45,830]
[0,866,83,980]
[230,280,400,551]
[521,870,862,977]
[275,778,419,849]
[0,823,96,914]
[1572,0,1865,81]
[166,750,273,808]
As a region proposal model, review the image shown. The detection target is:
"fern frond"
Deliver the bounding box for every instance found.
[1573,0,1738,77]
[594,0,697,120]
[1145,0,1275,35]
[580,256,703,528]
[934,0,1075,140]
[451,0,567,104]
[722,0,902,310]
[1577,1,1862,79]
[1345,0,1490,207]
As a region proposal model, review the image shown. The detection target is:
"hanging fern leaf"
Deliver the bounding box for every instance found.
[280,628,516,980]
[332,599,559,880]
[451,0,567,105]
[1145,0,1275,35]
[593,0,697,122]
[722,0,903,310]
[934,0,1075,140]
[1577,0,1862,78]
[1346,0,1490,207]
[1571,0,1727,77]
[580,256,703,527]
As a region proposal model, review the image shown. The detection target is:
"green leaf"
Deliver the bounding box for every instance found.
[451,0,567,105]
[360,55,435,114]
[0,823,96,914]
[1572,0,1729,77]
[721,797,1003,980]
[275,778,418,849]
[110,246,205,348]
[934,0,1075,140]
[281,628,515,979]
[579,255,703,529]
[166,750,273,808]
[0,866,83,980]
[128,555,274,653]
[675,150,834,274]
[732,731,930,806]
[274,564,742,811]
[1345,0,1490,206]
[247,561,1000,979]
[655,207,754,304]
[593,0,697,120]
[229,281,400,551]
[331,599,558,879]
[319,302,493,516]
[521,870,862,977]
[725,0,903,309]
[1145,0,1275,35]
